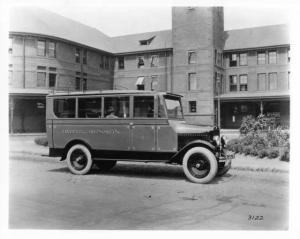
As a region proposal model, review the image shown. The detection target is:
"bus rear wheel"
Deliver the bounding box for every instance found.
[66,144,93,175]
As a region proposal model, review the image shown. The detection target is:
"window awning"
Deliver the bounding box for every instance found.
[136,77,145,85]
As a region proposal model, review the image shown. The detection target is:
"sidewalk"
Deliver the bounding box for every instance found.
[9,135,289,173]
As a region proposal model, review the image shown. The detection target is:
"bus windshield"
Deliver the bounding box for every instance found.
[164,95,184,119]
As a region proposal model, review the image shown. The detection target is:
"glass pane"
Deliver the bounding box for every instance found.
[269,73,277,90]
[164,95,183,119]
[189,73,197,90]
[104,96,129,118]
[37,72,46,87]
[257,52,266,64]
[239,53,247,65]
[49,73,56,87]
[37,41,45,56]
[54,98,75,118]
[133,96,154,118]
[188,52,196,64]
[158,96,166,118]
[151,55,159,67]
[258,74,266,91]
[269,51,277,64]
[78,98,102,118]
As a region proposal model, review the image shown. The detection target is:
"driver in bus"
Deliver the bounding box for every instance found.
[106,106,118,119]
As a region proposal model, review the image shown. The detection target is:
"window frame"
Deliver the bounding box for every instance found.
[239,53,248,66]
[133,95,155,118]
[151,75,159,91]
[37,66,47,87]
[188,72,197,91]
[118,56,125,69]
[75,48,81,63]
[150,55,159,67]
[239,74,248,91]
[268,50,277,64]
[77,96,103,118]
[37,40,46,56]
[268,72,278,90]
[189,101,197,113]
[53,98,76,118]
[257,73,266,91]
[137,56,145,68]
[48,42,56,58]
[229,75,238,92]
[83,49,87,65]
[257,51,266,65]
[229,53,237,67]
[188,51,196,64]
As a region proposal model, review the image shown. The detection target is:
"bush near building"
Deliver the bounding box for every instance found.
[227,114,289,161]
[34,137,48,147]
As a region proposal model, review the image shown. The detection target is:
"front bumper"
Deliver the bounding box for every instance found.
[218,149,234,165]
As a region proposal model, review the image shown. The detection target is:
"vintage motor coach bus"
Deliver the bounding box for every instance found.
[46,90,233,183]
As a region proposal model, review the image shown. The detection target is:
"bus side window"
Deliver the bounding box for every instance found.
[104,96,129,118]
[53,98,76,118]
[78,97,102,118]
[133,96,154,118]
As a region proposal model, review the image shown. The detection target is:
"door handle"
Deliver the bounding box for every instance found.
[129,122,134,126]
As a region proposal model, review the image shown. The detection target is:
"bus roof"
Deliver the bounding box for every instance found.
[47,90,182,98]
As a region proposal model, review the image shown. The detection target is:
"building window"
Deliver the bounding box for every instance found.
[229,75,237,92]
[37,40,46,56]
[104,56,109,69]
[9,38,13,54]
[188,73,197,91]
[229,53,237,67]
[150,55,159,67]
[82,78,87,91]
[136,76,145,90]
[257,52,266,65]
[75,72,81,90]
[49,73,56,88]
[100,55,104,69]
[137,56,145,68]
[188,51,196,64]
[83,49,87,65]
[37,72,46,87]
[151,75,158,91]
[239,75,248,91]
[75,48,81,63]
[48,42,56,57]
[269,72,278,90]
[239,53,247,66]
[189,101,197,113]
[257,73,266,91]
[268,50,277,64]
[118,56,124,69]
[83,73,87,90]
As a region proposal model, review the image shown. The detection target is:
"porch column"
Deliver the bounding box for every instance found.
[260,100,264,115]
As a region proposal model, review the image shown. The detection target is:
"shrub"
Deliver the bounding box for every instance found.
[34,137,48,147]
[240,115,256,135]
[258,149,268,158]
[280,148,290,162]
[267,148,279,159]
[243,146,252,155]
[250,148,258,157]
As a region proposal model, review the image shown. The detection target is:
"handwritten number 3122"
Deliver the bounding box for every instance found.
[248,215,263,220]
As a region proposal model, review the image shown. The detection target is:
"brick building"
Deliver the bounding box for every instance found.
[8,6,290,132]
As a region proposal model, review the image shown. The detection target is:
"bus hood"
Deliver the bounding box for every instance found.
[169,120,217,134]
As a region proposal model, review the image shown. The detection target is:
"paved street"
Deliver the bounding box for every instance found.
[9,152,289,230]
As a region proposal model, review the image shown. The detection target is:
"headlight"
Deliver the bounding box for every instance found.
[213,135,220,146]
[221,135,227,147]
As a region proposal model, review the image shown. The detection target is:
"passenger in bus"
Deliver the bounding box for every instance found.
[106,106,118,119]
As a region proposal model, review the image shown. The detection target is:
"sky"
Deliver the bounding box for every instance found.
[8,2,291,37]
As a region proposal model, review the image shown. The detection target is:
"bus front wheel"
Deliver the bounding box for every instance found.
[66,144,93,175]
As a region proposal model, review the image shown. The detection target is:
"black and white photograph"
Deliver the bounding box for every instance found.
[2,0,300,237]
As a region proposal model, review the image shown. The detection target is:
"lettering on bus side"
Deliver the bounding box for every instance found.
[62,129,121,135]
